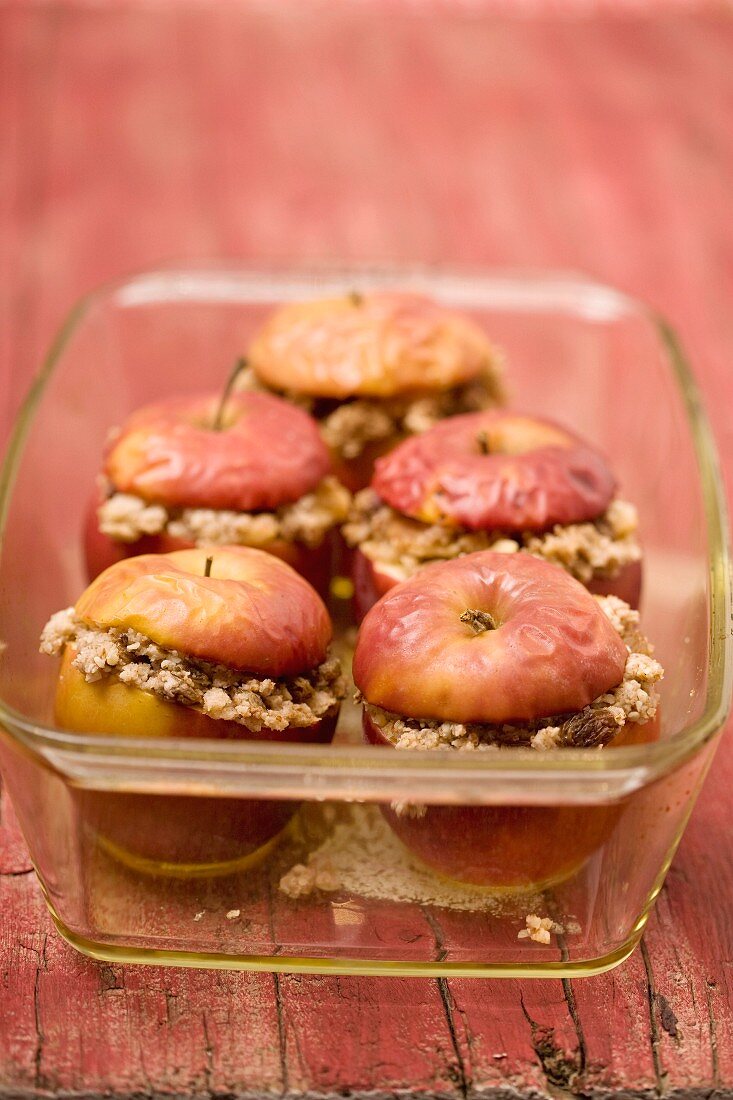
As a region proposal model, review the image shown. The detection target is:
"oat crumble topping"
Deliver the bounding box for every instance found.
[343,491,641,584]
[363,595,662,752]
[240,366,505,459]
[98,476,351,548]
[40,609,346,732]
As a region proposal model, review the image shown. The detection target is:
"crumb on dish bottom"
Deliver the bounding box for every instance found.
[40,610,345,732]
[275,804,554,911]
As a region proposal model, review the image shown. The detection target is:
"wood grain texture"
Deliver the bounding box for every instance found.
[2,1,733,1095]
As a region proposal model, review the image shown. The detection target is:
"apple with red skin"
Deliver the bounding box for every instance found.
[248,291,502,491]
[353,551,658,888]
[248,292,498,401]
[373,410,617,531]
[54,547,340,875]
[351,410,642,618]
[65,649,337,872]
[354,550,627,724]
[85,390,336,597]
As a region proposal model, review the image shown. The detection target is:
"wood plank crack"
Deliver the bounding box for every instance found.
[420,906,448,963]
[520,989,582,1098]
[201,1010,215,1098]
[32,933,48,1090]
[705,980,720,1088]
[273,972,290,1096]
[561,979,587,1079]
[553,921,587,1081]
[436,978,470,1099]
[640,937,668,1097]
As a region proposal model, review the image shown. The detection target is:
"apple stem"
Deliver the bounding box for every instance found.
[213,357,247,431]
[348,290,364,306]
[460,608,496,633]
[476,431,491,455]
[203,555,214,578]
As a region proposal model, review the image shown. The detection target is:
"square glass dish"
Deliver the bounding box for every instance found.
[0,266,730,977]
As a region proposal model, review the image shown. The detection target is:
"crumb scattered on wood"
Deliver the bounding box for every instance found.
[193,911,205,922]
[225,909,241,920]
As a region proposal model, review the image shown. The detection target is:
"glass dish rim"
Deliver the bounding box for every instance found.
[0,263,730,801]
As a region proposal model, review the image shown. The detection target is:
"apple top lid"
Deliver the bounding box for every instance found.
[247,291,502,400]
[75,547,333,677]
[371,409,618,533]
[352,550,627,724]
[104,391,332,512]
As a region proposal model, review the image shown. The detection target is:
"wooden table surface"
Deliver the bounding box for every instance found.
[2,2,733,1095]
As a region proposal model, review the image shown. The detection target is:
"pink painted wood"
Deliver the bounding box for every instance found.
[2,2,732,1094]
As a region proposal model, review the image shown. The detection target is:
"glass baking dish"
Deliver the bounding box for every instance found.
[0,266,730,977]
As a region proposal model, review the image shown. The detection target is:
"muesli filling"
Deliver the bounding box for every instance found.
[363,596,662,752]
[40,610,346,732]
[98,476,351,548]
[240,366,505,459]
[343,490,641,584]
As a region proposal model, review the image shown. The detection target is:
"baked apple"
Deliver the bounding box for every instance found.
[245,291,504,490]
[344,410,642,619]
[85,388,351,597]
[40,547,346,876]
[353,551,662,890]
